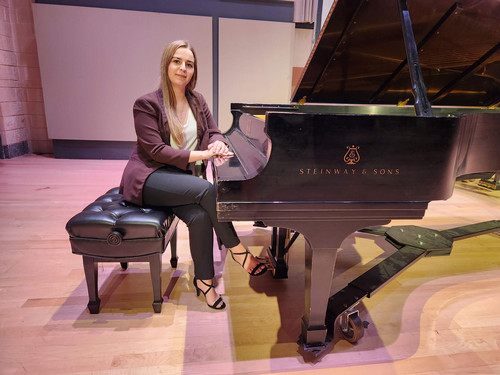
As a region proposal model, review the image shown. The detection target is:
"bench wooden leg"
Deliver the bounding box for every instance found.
[149,253,163,313]
[82,256,100,314]
[170,228,178,268]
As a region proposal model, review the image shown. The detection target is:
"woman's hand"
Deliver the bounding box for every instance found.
[189,149,215,162]
[189,141,234,163]
[213,154,232,167]
[208,141,234,157]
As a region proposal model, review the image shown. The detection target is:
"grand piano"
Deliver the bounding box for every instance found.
[213,0,500,351]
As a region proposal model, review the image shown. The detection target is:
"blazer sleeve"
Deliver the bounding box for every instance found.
[133,96,190,170]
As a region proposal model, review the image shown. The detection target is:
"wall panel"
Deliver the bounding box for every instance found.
[218,18,294,132]
[33,4,212,142]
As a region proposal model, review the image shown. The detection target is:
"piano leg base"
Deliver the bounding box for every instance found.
[297,335,330,354]
[299,317,330,351]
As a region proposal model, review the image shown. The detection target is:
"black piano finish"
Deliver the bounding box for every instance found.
[218,112,461,204]
[293,0,500,107]
[215,104,499,347]
[217,105,499,209]
[214,0,500,350]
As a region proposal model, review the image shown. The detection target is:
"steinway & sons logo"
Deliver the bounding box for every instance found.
[344,145,360,165]
[298,145,400,176]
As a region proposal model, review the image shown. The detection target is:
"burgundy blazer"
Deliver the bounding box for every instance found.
[119,89,226,205]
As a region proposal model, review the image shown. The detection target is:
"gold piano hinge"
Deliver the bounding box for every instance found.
[298,96,307,105]
[397,98,410,107]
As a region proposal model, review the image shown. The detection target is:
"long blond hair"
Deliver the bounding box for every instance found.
[160,40,198,146]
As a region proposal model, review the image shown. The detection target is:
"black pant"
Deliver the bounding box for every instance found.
[143,166,240,279]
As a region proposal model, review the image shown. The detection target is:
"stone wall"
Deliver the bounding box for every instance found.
[0,0,50,159]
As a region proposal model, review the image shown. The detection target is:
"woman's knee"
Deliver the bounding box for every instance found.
[182,206,211,229]
[198,181,216,206]
[199,179,215,196]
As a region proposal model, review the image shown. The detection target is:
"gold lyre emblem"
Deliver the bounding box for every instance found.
[344,145,360,165]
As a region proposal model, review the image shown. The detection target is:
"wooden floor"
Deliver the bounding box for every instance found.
[0,154,499,375]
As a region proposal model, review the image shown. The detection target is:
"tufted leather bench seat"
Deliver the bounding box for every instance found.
[66,187,179,314]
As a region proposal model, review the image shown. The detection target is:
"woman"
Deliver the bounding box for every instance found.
[119,40,266,310]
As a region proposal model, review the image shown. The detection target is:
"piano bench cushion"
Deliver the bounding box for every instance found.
[66,187,177,258]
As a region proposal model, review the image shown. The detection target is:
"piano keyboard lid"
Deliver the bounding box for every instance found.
[291,0,500,108]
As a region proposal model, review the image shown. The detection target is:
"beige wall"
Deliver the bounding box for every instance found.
[291,27,314,97]
[218,18,295,132]
[1,2,314,158]
[0,0,50,158]
[32,4,213,142]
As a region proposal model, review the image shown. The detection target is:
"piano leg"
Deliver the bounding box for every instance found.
[270,220,390,351]
[302,242,338,348]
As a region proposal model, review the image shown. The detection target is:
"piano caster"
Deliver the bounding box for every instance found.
[339,308,366,344]
[478,174,500,190]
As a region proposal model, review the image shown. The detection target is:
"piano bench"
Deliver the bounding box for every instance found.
[65,187,179,314]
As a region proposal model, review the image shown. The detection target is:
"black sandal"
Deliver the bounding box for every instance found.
[193,277,226,310]
[230,249,267,276]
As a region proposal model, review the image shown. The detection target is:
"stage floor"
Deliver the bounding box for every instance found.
[1,154,499,374]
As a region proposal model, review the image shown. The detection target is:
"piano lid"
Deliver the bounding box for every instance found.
[292,0,500,107]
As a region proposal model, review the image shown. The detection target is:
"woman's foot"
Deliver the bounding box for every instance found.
[229,244,267,276]
[193,277,225,310]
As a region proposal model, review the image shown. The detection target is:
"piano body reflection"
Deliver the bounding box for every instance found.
[214,0,500,350]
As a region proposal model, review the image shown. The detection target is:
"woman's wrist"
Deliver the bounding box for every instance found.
[189,150,213,162]
[203,149,214,159]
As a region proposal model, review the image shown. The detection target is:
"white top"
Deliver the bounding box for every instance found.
[170,106,197,151]
[170,107,203,175]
